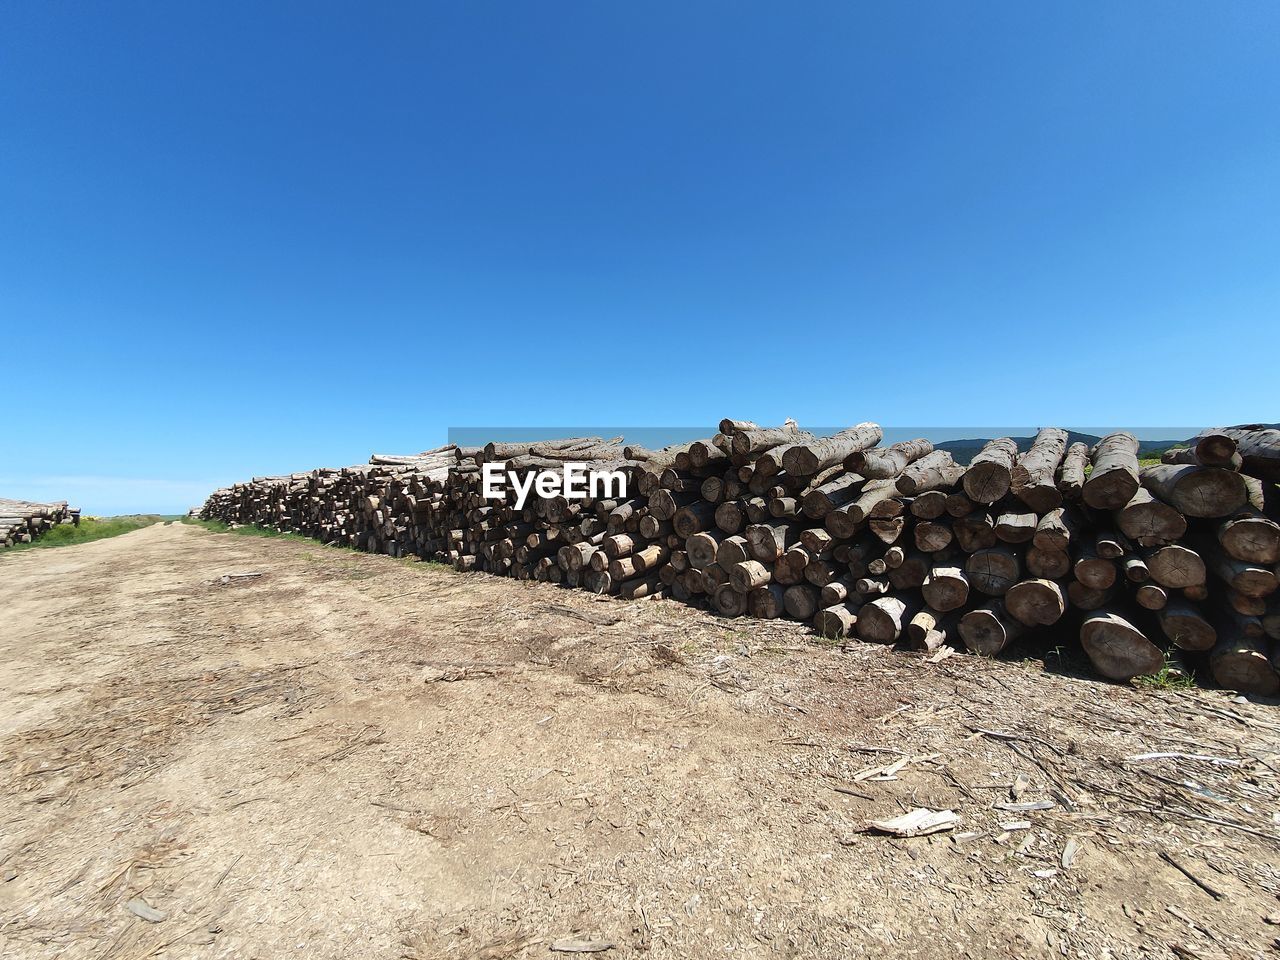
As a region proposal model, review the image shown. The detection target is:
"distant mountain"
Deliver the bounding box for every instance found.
[934,432,1191,466]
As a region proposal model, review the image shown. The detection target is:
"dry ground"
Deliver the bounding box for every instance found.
[1,522,1279,960]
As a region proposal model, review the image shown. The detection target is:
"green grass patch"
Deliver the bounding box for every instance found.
[5,514,179,552]
[1132,656,1195,692]
[180,516,318,544]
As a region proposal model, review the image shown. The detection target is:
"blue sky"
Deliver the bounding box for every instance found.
[2,3,1277,515]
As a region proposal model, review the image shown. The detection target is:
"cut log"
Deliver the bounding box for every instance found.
[1156,599,1217,651]
[1144,545,1205,589]
[1033,507,1079,553]
[1026,546,1071,580]
[1217,511,1280,565]
[748,583,787,619]
[995,509,1038,544]
[896,450,965,496]
[1079,610,1165,680]
[783,584,821,621]
[1114,487,1187,546]
[963,438,1019,504]
[1210,634,1279,695]
[958,601,1024,656]
[906,606,954,652]
[965,547,1022,596]
[846,439,933,479]
[1082,433,1140,510]
[813,602,859,638]
[921,565,969,612]
[731,423,807,457]
[856,595,920,644]
[1010,427,1068,512]
[1057,442,1089,499]
[1140,464,1248,519]
[1196,425,1280,482]
[783,423,883,476]
[1004,578,1067,626]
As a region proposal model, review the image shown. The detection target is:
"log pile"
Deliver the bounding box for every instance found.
[199,422,1280,695]
[1,498,80,548]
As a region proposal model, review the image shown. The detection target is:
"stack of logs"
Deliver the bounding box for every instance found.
[199,422,1280,695]
[1,498,79,549]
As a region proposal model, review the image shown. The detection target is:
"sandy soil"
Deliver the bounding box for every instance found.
[1,522,1278,959]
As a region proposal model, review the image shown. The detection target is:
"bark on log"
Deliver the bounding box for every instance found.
[896,451,965,496]
[1140,464,1248,519]
[1011,427,1068,512]
[846,439,933,479]
[963,438,1019,504]
[783,423,883,476]
[1082,433,1140,510]
[1115,488,1187,546]
[856,595,920,644]
[921,565,969,612]
[1057,442,1089,499]
[1196,425,1280,482]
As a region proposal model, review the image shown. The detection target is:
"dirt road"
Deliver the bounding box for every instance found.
[1,523,1278,959]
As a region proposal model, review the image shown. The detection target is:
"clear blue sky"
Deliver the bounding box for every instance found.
[2,3,1277,514]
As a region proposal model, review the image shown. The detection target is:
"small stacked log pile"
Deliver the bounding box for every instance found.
[199,422,1280,695]
[1,498,80,548]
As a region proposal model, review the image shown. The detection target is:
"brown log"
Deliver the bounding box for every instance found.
[672,500,718,537]
[1082,433,1140,510]
[1004,578,1067,626]
[965,547,1022,596]
[905,606,954,652]
[1217,511,1280,565]
[1074,543,1118,590]
[731,423,806,457]
[910,489,949,520]
[896,450,965,496]
[914,519,954,553]
[1114,487,1187,546]
[1156,599,1217,651]
[1196,537,1279,598]
[813,601,859,639]
[1026,546,1071,579]
[1134,584,1168,610]
[962,438,1019,504]
[715,535,751,568]
[856,595,921,644]
[748,583,787,619]
[714,582,749,616]
[1140,464,1248,519]
[1195,425,1280,482]
[728,559,772,593]
[1033,506,1080,553]
[953,513,998,552]
[1057,441,1089,499]
[1210,634,1278,695]
[921,565,969,612]
[783,423,883,475]
[1067,580,1116,611]
[846,438,933,479]
[1011,427,1068,512]
[1192,432,1240,469]
[784,584,821,621]
[958,600,1024,656]
[1144,545,1205,589]
[1079,610,1165,680]
[745,521,802,562]
[995,509,1038,544]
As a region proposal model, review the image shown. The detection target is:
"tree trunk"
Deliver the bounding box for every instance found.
[1057,442,1089,499]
